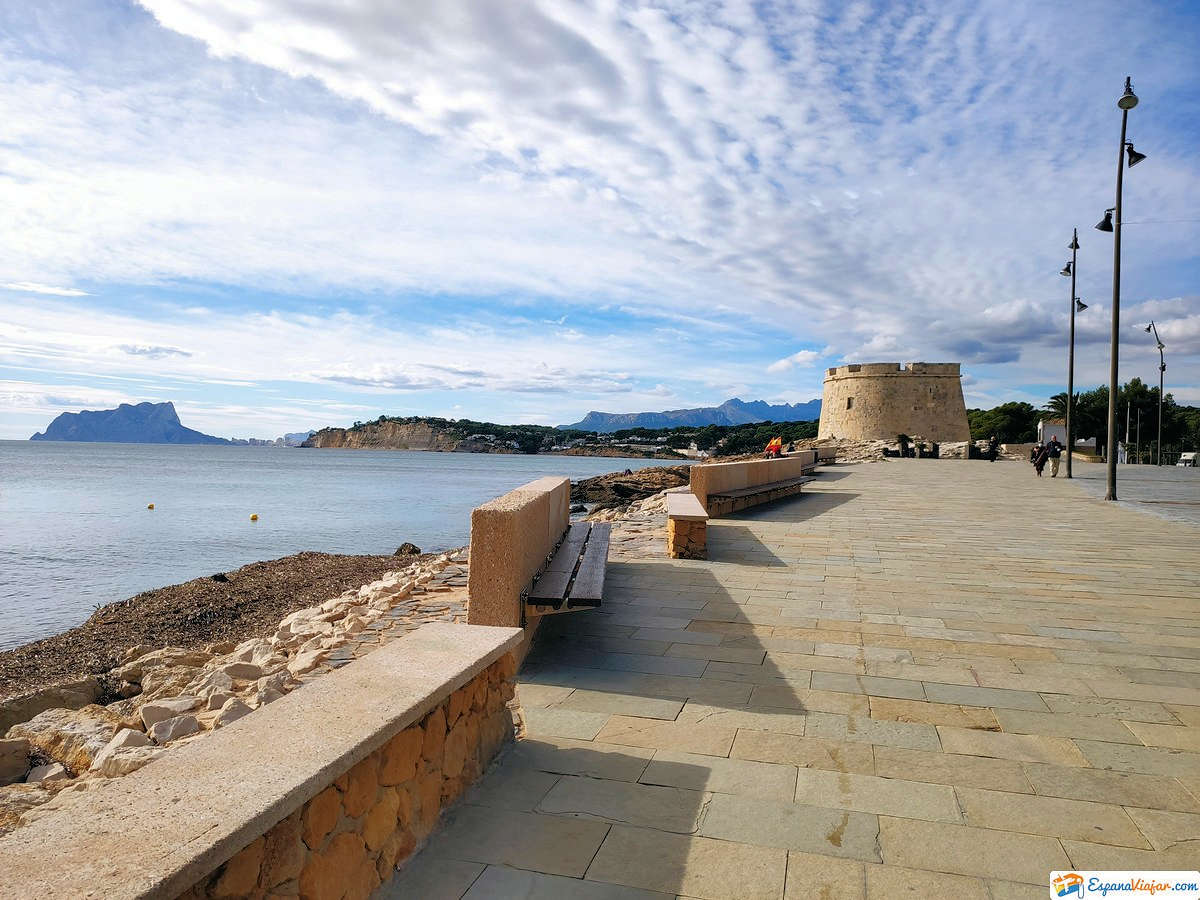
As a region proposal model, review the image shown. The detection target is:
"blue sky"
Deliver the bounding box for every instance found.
[1,0,1197,440]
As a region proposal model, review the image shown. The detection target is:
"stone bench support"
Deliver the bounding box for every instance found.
[467,476,570,662]
[0,622,523,900]
[666,492,709,559]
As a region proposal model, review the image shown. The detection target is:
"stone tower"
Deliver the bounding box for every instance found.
[818,362,970,442]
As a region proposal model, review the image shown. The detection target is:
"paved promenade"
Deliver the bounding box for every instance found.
[387,459,1200,899]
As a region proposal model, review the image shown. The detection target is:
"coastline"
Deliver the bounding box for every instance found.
[0,549,429,702]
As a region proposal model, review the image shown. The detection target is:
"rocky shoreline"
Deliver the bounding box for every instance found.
[0,550,428,704]
[0,548,471,834]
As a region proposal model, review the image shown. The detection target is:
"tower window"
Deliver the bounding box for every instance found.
[846,397,854,409]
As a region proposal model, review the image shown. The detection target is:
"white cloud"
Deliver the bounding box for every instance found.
[767,350,822,374]
[2,282,90,297]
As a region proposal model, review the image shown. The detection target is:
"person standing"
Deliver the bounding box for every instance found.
[1046,435,1064,478]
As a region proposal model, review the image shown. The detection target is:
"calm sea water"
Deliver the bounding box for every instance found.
[0,441,680,650]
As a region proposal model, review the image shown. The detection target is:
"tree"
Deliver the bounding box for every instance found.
[966,402,1039,442]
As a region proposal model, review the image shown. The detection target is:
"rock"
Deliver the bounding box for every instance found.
[287,649,327,677]
[206,691,236,711]
[115,647,211,683]
[396,542,421,555]
[253,688,284,708]
[120,644,157,664]
[186,669,235,697]
[117,681,142,699]
[149,714,201,744]
[90,745,165,778]
[0,738,30,787]
[26,763,69,784]
[0,677,102,735]
[90,729,159,777]
[6,705,122,773]
[221,661,263,681]
[257,673,291,695]
[0,784,52,837]
[205,640,236,655]
[138,665,205,702]
[139,697,199,729]
[213,699,252,729]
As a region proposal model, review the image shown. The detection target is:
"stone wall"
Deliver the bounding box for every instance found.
[0,623,523,899]
[179,653,517,900]
[818,362,970,442]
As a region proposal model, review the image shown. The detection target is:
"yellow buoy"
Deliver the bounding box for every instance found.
[147,503,154,510]
[250,514,259,521]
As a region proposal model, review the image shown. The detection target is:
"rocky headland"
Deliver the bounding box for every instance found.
[303,421,477,451]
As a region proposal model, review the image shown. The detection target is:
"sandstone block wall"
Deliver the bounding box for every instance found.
[818,362,970,442]
[180,653,518,900]
[689,451,816,510]
[467,476,569,641]
[667,518,707,559]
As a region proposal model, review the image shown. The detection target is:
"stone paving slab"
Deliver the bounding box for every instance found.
[387,460,1200,898]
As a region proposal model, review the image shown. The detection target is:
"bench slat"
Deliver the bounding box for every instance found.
[528,570,571,602]
[567,524,610,602]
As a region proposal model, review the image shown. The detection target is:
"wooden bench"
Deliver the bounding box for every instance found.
[526,521,611,614]
[706,475,816,516]
[666,492,709,559]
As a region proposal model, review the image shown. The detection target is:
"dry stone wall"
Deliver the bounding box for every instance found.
[818,362,970,442]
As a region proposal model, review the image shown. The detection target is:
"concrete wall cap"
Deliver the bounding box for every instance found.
[0,622,522,900]
[666,492,709,521]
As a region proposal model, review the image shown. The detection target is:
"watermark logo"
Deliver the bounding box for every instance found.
[1050,872,1200,899]
[1053,873,1085,897]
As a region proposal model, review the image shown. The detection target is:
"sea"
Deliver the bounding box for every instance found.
[0,441,682,651]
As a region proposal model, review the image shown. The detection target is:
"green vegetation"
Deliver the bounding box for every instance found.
[968,379,1200,455]
[336,415,821,456]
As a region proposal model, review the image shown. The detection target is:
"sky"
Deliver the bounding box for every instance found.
[1,0,1197,440]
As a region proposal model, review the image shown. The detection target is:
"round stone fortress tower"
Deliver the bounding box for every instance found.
[818,362,971,442]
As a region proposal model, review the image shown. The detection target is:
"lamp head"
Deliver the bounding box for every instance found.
[1068,232,1080,250]
[1060,262,1072,277]
[1145,323,1153,333]
[1126,143,1147,167]
[1118,77,1139,110]
[1075,299,1088,313]
[1095,209,1114,232]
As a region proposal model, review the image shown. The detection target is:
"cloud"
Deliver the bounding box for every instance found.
[2,282,89,297]
[0,0,1196,438]
[118,344,192,359]
[767,350,822,374]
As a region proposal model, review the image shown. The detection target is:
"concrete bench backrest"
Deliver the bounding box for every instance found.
[467,476,570,630]
[689,451,817,509]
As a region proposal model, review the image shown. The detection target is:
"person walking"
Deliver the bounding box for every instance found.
[1033,442,1050,477]
[1046,435,1064,478]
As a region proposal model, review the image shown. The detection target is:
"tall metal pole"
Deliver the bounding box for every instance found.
[1147,321,1165,466]
[1066,229,1079,478]
[1104,77,1136,500]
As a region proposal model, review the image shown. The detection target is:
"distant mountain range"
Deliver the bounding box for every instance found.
[30,402,230,444]
[561,397,822,433]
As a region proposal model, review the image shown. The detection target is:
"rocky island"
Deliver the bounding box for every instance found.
[30,401,229,444]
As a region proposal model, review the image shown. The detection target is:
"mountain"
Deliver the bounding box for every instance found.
[30,402,230,444]
[561,397,822,433]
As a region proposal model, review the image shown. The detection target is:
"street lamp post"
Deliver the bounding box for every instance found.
[1096,76,1142,501]
[1060,230,1083,477]
[1145,321,1165,465]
